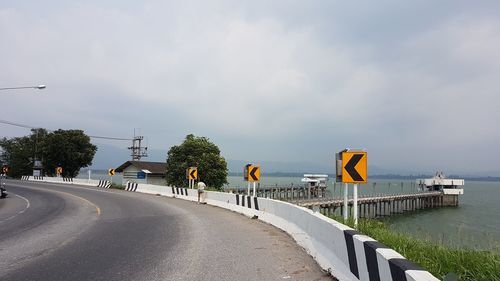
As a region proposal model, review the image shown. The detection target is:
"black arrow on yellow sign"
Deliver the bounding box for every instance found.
[249,166,259,181]
[190,169,197,179]
[344,154,364,181]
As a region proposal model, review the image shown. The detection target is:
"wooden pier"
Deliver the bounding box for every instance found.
[292,191,454,218]
[226,185,329,201]
[225,185,460,218]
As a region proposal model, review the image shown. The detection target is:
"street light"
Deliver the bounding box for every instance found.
[0,85,46,91]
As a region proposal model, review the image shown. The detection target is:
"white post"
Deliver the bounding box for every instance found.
[353,184,358,228]
[253,182,256,197]
[343,183,349,221]
[247,182,250,196]
[88,169,91,183]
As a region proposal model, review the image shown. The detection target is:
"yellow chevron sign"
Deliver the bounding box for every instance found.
[187,167,198,180]
[56,167,63,174]
[108,169,115,176]
[341,152,367,184]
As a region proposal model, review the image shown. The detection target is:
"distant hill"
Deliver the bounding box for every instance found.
[88,143,500,181]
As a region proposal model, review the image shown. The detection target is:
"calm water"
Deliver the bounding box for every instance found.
[80,171,500,252]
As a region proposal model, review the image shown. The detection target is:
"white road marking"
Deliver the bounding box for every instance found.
[0,193,31,223]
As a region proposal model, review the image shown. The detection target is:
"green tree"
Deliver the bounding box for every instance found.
[165,134,228,190]
[0,129,97,178]
[0,129,49,178]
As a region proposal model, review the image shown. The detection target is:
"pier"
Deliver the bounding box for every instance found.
[226,185,461,218]
[292,191,452,218]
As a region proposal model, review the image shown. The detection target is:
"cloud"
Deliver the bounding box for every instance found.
[1,1,500,174]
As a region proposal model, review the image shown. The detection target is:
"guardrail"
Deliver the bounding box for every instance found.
[23,177,438,281]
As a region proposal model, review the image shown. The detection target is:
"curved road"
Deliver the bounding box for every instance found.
[0,180,333,281]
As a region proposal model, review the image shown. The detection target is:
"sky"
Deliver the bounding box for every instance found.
[1,1,500,175]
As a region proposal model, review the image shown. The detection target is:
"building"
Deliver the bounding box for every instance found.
[115,161,166,186]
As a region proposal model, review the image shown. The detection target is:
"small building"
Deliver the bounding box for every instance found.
[416,171,464,206]
[115,161,166,186]
[301,174,328,199]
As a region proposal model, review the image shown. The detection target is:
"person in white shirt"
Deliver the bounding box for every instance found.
[197,181,206,204]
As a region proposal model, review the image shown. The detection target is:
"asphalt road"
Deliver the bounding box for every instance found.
[0,180,333,281]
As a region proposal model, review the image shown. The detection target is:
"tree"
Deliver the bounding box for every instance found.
[42,129,97,177]
[165,134,228,190]
[0,129,49,178]
[0,129,97,178]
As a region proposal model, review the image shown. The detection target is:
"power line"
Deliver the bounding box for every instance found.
[0,119,132,141]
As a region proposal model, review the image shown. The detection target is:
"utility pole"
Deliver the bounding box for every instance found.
[128,135,148,161]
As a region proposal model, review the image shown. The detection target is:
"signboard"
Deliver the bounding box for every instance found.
[187,167,198,180]
[56,167,63,174]
[2,166,8,173]
[341,151,367,184]
[244,164,260,182]
[108,169,115,176]
[137,171,146,179]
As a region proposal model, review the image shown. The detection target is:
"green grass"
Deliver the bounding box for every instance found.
[330,216,500,281]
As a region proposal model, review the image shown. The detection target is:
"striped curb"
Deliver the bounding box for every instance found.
[97,180,111,188]
[172,187,189,196]
[125,181,138,192]
[235,194,260,210]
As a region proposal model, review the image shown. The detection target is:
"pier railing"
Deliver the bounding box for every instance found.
[224,184,457,219]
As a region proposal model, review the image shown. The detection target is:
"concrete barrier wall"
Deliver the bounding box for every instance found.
[25,176,438,281]
[125,184,438,281]
[25,176,110,188]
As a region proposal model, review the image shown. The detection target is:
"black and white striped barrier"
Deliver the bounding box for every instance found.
[172,187,190,196]
[97,180,111,188]
[343,230,429,281]
[235,194,260,210]
[21,176,30,180]
[63,178,73,182]
[33,176,44,180]
[125,182,138,192]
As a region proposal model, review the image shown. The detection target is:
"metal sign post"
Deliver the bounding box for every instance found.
[343,183,349,221]
[187,167,198,188]
[336,149,367,228]
[244,164,260,196]
[108,169,115,185]
[353,184,358,226]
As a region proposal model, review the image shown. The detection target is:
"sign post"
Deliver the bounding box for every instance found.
[336,149,367,227]
[244,164,260,196]
[56,167,63,177]
[187,167,198,188]
[108,168,115,184]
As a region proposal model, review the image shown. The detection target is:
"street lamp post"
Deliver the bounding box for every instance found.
[0,84,46,176]
[0,85,46,91]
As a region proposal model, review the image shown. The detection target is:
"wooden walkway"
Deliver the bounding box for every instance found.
[293,191,450,218]
[226,185,457,218]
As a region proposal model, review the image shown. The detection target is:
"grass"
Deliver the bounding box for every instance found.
[330,216,500,281]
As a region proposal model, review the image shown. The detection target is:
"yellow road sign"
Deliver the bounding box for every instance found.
[187,167,198,180]
[56,167,63,174]
[2,166,8,173]
[341,152,367,184]
[108,169,115,176]
[247,165,260,182]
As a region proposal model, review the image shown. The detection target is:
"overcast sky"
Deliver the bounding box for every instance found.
[1,1,500,175]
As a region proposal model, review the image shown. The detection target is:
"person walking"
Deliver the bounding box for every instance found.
[197,181,206,204]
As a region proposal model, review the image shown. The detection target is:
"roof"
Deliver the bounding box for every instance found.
[115,161,166,174]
